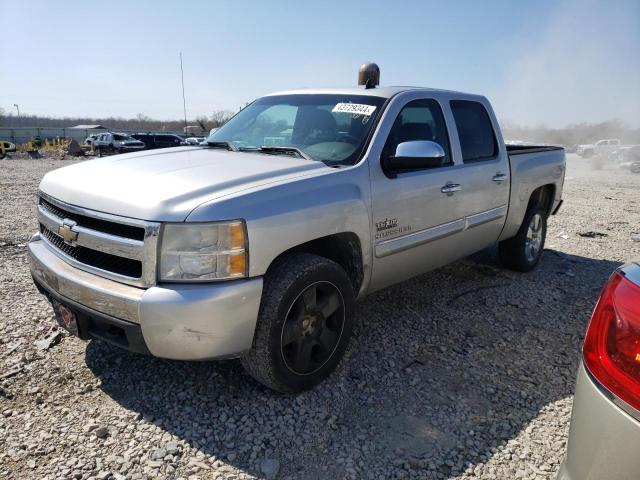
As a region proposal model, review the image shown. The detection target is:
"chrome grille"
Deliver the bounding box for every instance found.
[37,193,160,287]
[40,226,142,278]
[40,197,145,241]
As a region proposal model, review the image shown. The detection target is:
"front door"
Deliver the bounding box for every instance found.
[368,97,466,291]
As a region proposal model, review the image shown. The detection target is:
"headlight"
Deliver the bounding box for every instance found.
[159,221,247,281]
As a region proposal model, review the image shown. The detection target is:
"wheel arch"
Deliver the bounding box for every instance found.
[528,184,556,216]
[265,232,365,295]
[499,182,558,241]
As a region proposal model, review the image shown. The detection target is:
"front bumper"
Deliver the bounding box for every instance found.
[28,235,263,360]
[557,362,640,480]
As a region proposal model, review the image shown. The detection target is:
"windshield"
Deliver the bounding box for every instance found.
[207,94,386,165]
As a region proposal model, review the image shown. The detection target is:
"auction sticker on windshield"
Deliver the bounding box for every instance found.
[332,103,377,116]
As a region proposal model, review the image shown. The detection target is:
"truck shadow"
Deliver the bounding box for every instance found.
[85,248,620,479]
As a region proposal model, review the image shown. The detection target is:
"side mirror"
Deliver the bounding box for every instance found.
[383,140,446,174]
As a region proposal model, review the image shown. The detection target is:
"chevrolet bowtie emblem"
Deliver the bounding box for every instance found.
[58,219,78,245]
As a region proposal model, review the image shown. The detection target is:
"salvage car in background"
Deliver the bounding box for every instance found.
[185,136,206,145]
[93,133,145,154]
[577,138,621,158]
[131,133,186,150]
[558,262,640,480]
[83,134,99,146]
[610,145,640,174]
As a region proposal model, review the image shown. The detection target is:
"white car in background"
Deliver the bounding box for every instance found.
[577,139,621,158]
[185,136,206,145]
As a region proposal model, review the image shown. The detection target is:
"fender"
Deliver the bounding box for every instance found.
[186,165,374,292]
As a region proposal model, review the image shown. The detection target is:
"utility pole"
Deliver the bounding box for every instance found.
[13,104,20,126]
[180,52,187,135]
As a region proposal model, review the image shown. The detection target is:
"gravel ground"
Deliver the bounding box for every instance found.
[1,154,638,480]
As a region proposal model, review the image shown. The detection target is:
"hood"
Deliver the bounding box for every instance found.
[40,147,328,221]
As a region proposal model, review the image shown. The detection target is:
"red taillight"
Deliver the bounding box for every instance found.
[583,270,640,412]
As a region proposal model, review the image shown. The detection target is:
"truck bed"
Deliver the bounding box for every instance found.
[506,144,564,156]
[499,144,566,242]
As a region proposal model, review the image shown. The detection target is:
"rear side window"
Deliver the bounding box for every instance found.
[450,100,498,162]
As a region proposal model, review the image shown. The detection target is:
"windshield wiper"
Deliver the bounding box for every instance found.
[206,141,238,152]
[255,146,312,161]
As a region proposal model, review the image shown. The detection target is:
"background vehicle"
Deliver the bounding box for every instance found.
[610,145,640,173]
[185,136,205,145]
[93,133,145,154]
[577,138,621,158]
[28,65,566,392]
[83,134,99,146]
[557,263,640,480]
[131,133,186,149]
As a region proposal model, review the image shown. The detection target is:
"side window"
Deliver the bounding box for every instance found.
[382,98,451,168]
[450,100,498,162]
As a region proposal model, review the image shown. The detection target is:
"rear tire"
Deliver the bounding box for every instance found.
[241,253,355,393]
[499,204,547,272]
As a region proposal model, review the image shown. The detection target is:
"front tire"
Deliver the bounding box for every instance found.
[241,253,355,393]
[499,204,547,272]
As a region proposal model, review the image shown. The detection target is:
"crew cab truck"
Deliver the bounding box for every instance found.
[577,138,621,158]
[28,64,565,392]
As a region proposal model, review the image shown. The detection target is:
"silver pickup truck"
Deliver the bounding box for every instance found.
[28,65,565,392]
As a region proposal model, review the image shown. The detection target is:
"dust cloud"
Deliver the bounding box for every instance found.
[491,0,639,149]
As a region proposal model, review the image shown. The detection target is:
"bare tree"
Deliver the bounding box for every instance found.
[194,116,210,132]
[136,113,151,130]
[210,110,234,128]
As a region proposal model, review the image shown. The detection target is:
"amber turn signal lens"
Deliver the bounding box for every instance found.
[228,222,246,250]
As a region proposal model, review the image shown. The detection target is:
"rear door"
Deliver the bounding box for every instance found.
[448,99,510,246]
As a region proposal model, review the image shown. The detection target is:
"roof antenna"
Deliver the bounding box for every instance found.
[180,52,188,135]
[358,62,380,89]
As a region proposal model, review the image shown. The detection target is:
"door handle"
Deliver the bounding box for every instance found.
[493,173,508,182]
[441,183,462,194]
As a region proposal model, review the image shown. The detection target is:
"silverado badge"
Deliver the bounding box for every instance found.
[375,217,398,232]
[375,217,412,240]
